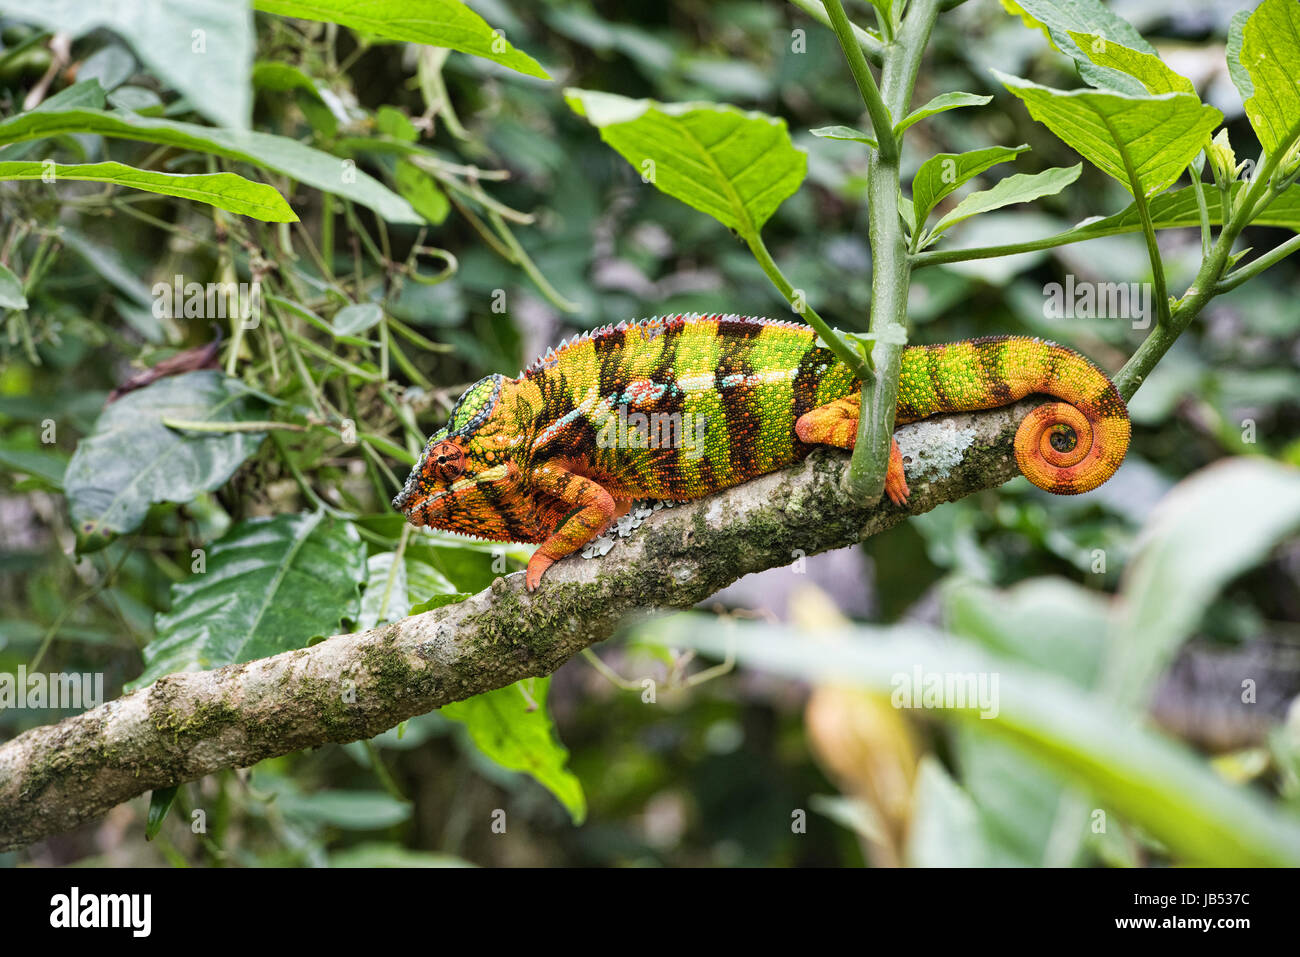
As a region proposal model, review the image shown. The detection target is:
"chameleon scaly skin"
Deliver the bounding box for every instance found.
[394,314,1131,589]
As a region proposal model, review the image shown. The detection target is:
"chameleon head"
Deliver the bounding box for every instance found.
[392,374,530,540]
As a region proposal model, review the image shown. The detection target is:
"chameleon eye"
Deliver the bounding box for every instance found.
[430,441,464,482]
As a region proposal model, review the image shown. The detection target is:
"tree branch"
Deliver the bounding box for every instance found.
[0,402,1036,851]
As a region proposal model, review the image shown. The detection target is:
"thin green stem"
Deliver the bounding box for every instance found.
[844,0,942,501]
[1114,148,1281,399]
[487,209,580,313]
[1216,230,1300,294]
[269,432,354,519]
[267,308,326,418]
[745,232,872,379]
[822,0,897,165]
[1101,114,1170,328]
[1192,157,1212,258]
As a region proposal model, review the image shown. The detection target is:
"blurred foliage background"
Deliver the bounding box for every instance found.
[2,0,1299,867]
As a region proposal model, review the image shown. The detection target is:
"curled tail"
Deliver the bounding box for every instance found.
[897,336,1130,494]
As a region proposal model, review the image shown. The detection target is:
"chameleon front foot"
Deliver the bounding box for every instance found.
[525,552,554,591]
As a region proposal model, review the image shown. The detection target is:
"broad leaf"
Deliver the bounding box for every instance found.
[997,181,1300,254]
[359,544,464,629]
[911,144,1029,226]
[642,617,1300,866]
[566,88,806,238]
[0,161,296,221]
[1107,459,1300,707]
[332,303,384,338]
[894,92,991,136]
[394,158,451,225]
[1000,0,1155,95]
[0,262,26,310]
[0,442,66,489]
[64,371,267,547]
[928,164,1080,238]
[133,511,365,687]
[1066,31,1195,95]
[254,0,549,79]
[0,0,252,130]
[255,773,411,829]
[0,109,418,223]
[1226,9,1254,105]
[944,578,1107,685]
[905,757,1005,866]
[358,551,409,631]
[1238,0,1300,156]
[995,72,1222,197]
[442,677,586,824]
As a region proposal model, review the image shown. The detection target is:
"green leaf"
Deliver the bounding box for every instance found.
[1226,9,1254,104]
[0,0,252,129]
[565,88,806,238]
[928,164,1081,238]
[146,786,179,840]
[995,71,1222,197]
[1005,181,1300,253]
[252,61,325,98]
[644,617,1300,866]
[810,124,877,147]
[358,550,409,631]
[1238,0,1300,156]
[59,229,153,309]
[394,158,450,225]
[911,144,1029,227]
[0,161,297,221]
[64,371,267,547]
[78,45,136,94]
[944,578,1107,684]
[0,441,67,489]
[893,92,991,136]
[272,787,410,830]
[1000,0,1156,94]
[107,86,165,115]
[358,542,463,629]
[408,592,471,615]
[0,109,418,223]
[442,677,586,824]
[133,512,365,687]
[332,302,383,338]
[1107,459,1300,707]
[0,261,27,310]
[905,757,1004,866]
[1066,31,1195,95]
[254,0,549,80]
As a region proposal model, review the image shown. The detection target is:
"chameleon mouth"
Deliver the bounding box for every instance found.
[392,468,422,514]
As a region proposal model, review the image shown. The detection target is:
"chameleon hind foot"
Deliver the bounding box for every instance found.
[795,396,910,507]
